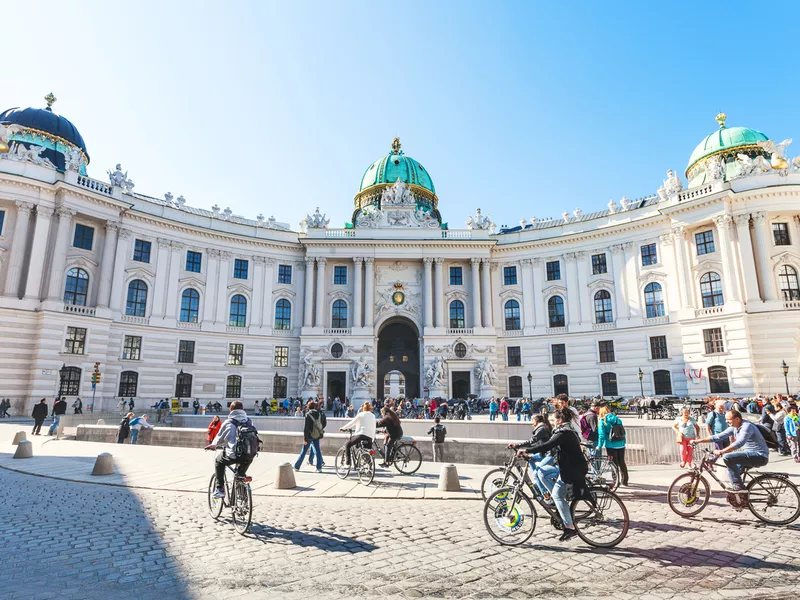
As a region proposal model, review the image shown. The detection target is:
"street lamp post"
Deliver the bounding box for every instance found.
[527,372,533,402]
[638,368,645,398]
[56,363,67,398]
[782,360,790,395]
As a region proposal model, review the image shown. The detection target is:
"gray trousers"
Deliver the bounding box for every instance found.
[432,442,444,462]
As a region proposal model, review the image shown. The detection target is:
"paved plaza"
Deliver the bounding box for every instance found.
[2,424,800,599]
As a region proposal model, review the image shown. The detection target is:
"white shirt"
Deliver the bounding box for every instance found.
[342,410,376,439]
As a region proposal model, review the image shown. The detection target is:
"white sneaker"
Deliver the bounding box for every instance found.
[212,489,225,499]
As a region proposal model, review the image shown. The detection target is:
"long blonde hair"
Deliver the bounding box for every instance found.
[361,402,372,413]
[598,405,610,418]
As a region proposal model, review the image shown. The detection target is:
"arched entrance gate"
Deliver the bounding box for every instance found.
[377,318,420,399]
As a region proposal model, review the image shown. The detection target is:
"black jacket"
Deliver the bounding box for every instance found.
[303,409,327,441]
[517,424,551,449]
[523,425,588,484]
[32,403,48,420]
[53,400,67,416]
[377,416,403,439]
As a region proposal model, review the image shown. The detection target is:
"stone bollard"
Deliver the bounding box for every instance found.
[438,463,461,491]
[96,419,105,425]
[12,431,26,445]
[274,462,296,489]
[91,452,115,476]
[13,440,33,459]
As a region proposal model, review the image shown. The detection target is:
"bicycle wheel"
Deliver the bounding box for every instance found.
[588,457,620,491]
[483,487,537,546]
[393,444,422,475]
[667,473,710,517]
[480,467,521,502]
[207,474,223,519]
[231,481,253,535]
[356,451,375,485]
[571,488,629,548]
[747,474,800,525]
[335,447,350,479]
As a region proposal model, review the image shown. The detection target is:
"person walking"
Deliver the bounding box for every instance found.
[597,404,629,486]
[207,414,222,445]
[514,398,523,422]
[72,397,82,414]
[118,398,127,415]
[579,401,601,456]
[31,398,48,435]
[427,416,447,462]
[294,401,327,472]
[489,397,499,421]
[705,400,728,451]
[0,398,9,418]
[128,414,154,445]
[773,400,790,456]
[673,407,700,467]
[117,412,133,444]
[784,404,800,462]
[193,399,200,415]
[128,398,135,413]
[260,398,268,416]
[522,399,531,422]
[499,397,510,421]
[48,396,67,436]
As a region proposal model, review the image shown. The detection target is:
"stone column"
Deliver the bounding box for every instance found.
[23,207,54,300]
[564,253,581,325]
[434,258,444,328]
[714,214,741,303]
[263,258,275,326]
[575,251,589,323]
[423,257,434,329]
[518,259,534,331]
[658,233,678,312]
[303,257,315,327]
[46,207,77,301]
[203,250,220,323]
[481,258,494,328]
[609,244,627,317]
[531,259,544,328]
[733,215,760,304]
[671,226,693,309]
[752,212,777,301]
[4,201,33,297]
[353,257,364,328]
[215,251,231,323]
[364,258,375,329]
[164,242,183,320]
[107,228,131,312]
[251,256,265,327]
[470,258,482,328]
[151,238,171,318]
[315,257,327,328]
[623,242,641,318]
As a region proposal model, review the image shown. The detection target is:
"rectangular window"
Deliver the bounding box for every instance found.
[641,243,658,266]
[185,250,202,273]
[551,343,567,365]
[546,260,561,281]
[333,265,347,285]
[598,340,615,363]
[274,346,289,367]
[72,223,94,251]
[133,239,151,263]
[278,264,292,284]
[591,253,607,275]
[507,346,521,367]
[773,223,791,246]
[449,266,463,286]
[695,230,715,255]
[703,328,724,354]
[178,340,195,363]
[650,335,668,360]
[227,343,244,366]
[233,258,249,279]
[64,327,87,354]
[504,266,517,285]
[122,335,142,360]
[0,210,5,235]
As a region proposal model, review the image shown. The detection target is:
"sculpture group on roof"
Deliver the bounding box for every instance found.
[466,208,494,232]
[301,207,330,231]
[108,164,135,192]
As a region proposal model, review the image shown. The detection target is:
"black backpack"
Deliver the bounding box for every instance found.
[233,419,261,459]
[433,425,446,443]
[119,417,130,438]
[752,422,779,450]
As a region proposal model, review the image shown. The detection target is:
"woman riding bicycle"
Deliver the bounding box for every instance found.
[511,414,556,501]
[376,406,403,468]
[516,406,590,542]
[340,402,376,467]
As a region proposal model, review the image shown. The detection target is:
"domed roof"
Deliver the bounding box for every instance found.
[685,113,766,176]
[358,138,435,195]
[0,94,89,161]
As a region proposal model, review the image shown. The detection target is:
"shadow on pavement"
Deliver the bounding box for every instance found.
[247,523,377,553]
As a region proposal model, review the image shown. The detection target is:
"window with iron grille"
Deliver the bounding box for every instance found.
[546,260,561,281]
[274,346,289,367]
[333,265,347,285]
[133,239,151,263]
[122,335,142,361]
[278,264,292,284]
[178,340,195,363]
[649,336,668,360]
[509,376,523,397]
[175,373,193,398]
[226,375,242,398]
[773,223,791,246]
[65,327,87,354]
[708,366,730,393]
[504,266,517,285]
[641,243,658,266]
[185,250,202,273]
[273,375,287,399]
[59,367,82,396]
[654,370,673,395]
[449,266,463,286]
[598,340,615,363]
[695,230,715,255]
[551,343,566,365]
[601,372,618,396]
[591,253,607,275]
[118,371,138,397]
[507,346,521,367]
[73,223,94,250]
[233,259,249,279]
[703,328,724,354]
[228,343,244,366]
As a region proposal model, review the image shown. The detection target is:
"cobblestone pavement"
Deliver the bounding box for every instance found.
[3,467,799,600]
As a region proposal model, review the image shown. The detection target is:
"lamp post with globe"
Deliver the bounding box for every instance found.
[638,368,645,398]
[527,372,533,402]
[782,360,790,395]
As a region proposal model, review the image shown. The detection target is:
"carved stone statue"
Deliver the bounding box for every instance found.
[562,211,570,223]
[356,208,383,228]
[351,356,372,387]
[223,207,233,220]
[792,156,800,172]
[466,208,494,230]
[620,196,631,210]
[381,178,415,206]
[425,356,447,388]
[304,207,330,229]
[607,199,617,214]
[758,139,792,170]
[475,358,498,387]
[386,211,411,226]
[0,123,19,146]
[704,156,725,181]
[165,192,174,204]
[176,195,186,208]
[65,147,83,172]
[6,143,55,168]
[302,352,321,388]
[107,164,134,190]
[573,208,583,219]
[663,170,683,196]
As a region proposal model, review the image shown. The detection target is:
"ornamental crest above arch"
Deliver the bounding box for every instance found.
[542,285,567,300]
[272,288,296,298]
[587,278,614,291]
[227,283,252,295]
[177,276,205,289]
[691,258,723,274]
[124,267,156,284]
[498,288,521,301]
[771,251,800,268]
[66,256,98,271]
[445,289,469,303]
[638,272,667,288]
[327,290,352,301]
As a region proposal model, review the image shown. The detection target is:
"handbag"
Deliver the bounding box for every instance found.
[609,421,626,441]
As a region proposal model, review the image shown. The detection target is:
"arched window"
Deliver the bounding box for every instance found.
[601,372,618,397]
[778,265,800,301]
[331,299,348,328]
[449,300,465,329]
[509,376,523,397]
[59,366,82,396]
[708,365,730,394]
[274,375,287,399]
[594,290,613,323]
[700,272,724,307]
[175,372,193,398]
[226,375,242,399]
[553,374,569,396]
[118,371,138,397]
[125,280,148,317]
[180,289,200,323]
[274,299,292,330]
[654,369,672,395]
[504,299,521,330]
[229,294,247,327]
[63,268,89,306]
[548,296,565,328]
[644,282,665,318]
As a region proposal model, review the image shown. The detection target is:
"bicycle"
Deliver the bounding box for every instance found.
[206,450,253,535]
[374,429,423,474]
[581,442,621,492]
[334,428,376,485]
[483,458,629,548]
[668,447,800,525]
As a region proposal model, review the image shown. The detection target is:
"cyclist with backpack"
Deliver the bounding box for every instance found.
[597,404,628,486]
[294,401,327,472]
[205,401,261,499]
[376,407,403,468]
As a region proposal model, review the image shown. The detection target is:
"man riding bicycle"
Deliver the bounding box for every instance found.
[205,401,257,499]
[693,409,769,493]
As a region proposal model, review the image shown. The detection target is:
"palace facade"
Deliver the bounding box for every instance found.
[1,99,799,412]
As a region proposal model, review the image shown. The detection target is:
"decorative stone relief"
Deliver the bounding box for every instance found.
[475,358,498,387]
[607,199,617,214]
[380,178,415,206]
[65,147,83,172]
[703,156,725,181]
[424,356,447,388]
[302,207,330,230]
[351,356,372,387]
[108,164,134,192]
[466,208,494,231]
[301,352,322,388]
[757,139,792,172]
[663,170,682,196]
[3,142,55,168]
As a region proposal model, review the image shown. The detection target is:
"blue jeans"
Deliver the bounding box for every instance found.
[552,478,573,528]
[307,441,323,464]
[48,414,61,435]
[501,413,508,421]
[489,412,497,421]
[294,439,322,470]
[130,429,139,444]
[516,412,521,421]
[532,456,558,497]
[776,429,789,454]
[523,413,531,421]
[723,451,768,488]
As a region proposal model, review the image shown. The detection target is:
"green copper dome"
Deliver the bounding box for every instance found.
[358,138,436,195]
[686,113,768,175]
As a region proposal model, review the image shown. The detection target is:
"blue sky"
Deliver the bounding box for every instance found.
[4,1,798,230]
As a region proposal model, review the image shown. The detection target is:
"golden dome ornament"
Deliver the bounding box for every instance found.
[771,155,789,170]
[0,140,9,154]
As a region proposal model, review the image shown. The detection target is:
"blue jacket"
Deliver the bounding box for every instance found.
[597,413,625,449]
[785,415,799,437]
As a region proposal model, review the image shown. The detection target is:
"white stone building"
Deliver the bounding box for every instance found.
[1,101,799,412]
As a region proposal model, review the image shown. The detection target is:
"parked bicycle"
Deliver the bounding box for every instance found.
[374,429,423,474]
[206,450,253,535]
[335,428,376,485]
[668,447,800,525]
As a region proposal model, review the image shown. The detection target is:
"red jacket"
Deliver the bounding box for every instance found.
[499,400,510,413]
[207,419,222,443]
